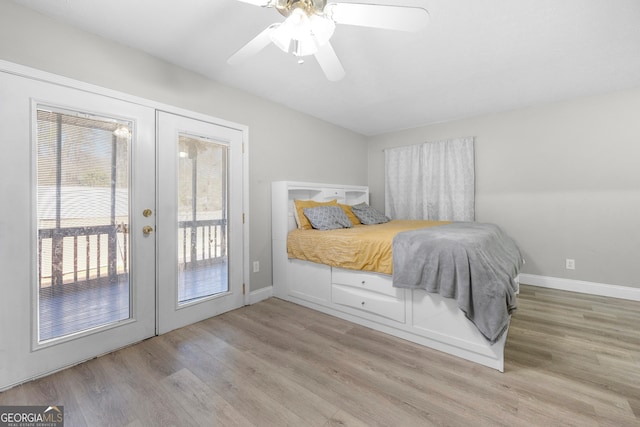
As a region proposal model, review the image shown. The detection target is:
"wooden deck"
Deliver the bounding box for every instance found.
[39,262,227,341]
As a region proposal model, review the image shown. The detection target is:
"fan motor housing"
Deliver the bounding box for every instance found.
[275,0,326,17]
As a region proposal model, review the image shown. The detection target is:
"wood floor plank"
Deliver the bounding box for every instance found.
[161,368,253,427]
[96,348,198,426]
[1,285,639,426]
[225,309,471,425]
[324,409,371,427]
[203,310,451,426]
[157,325,313,426]
[250,304,516,422]
[59,356,135,426]
[171,326,341,426]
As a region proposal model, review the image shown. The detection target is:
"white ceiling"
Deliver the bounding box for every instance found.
[13,0,640,135]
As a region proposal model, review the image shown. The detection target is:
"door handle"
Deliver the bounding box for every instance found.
[142,225,154,235]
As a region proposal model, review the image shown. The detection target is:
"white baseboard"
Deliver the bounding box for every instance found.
[247,286,273,305]
[519,274,640,302]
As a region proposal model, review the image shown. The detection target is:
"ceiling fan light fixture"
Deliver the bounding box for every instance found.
[269,6,335,57]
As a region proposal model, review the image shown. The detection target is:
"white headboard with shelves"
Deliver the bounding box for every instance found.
[271,181,369,240]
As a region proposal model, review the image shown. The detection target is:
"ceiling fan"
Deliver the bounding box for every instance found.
[228,0,429,81]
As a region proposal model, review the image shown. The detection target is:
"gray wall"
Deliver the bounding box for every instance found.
[368,89,640,288]
[0,0,368,292]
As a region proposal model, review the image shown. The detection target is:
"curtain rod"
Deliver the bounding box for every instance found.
[381,136,475,152]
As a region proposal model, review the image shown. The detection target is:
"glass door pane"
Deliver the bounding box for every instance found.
[177,134,228,304]
[36,106,132,342]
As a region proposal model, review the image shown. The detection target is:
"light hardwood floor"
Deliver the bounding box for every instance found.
[1,285,639,426]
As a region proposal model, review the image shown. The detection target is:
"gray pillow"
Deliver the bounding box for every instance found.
[303,206,353,230]
[351,203,390,225]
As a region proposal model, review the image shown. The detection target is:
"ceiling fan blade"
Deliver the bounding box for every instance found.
[235,0,272,6]
[326,3,429,32]
[228,25,277,66]
[314,42,346,81]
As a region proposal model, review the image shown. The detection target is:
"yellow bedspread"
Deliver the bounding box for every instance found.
[287,220,450,275]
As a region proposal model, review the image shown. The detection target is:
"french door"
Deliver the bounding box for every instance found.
[0,68,245,390]
[157,112,244,334]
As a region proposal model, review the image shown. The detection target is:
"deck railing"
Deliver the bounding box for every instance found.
[178,219,227,267]
[38,219,226,290]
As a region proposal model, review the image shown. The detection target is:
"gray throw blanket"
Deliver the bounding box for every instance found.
[392,222,523,344]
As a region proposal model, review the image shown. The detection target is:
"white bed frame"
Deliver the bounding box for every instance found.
[272,181,510,371]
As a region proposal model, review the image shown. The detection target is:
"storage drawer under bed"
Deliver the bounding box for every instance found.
[331,268,405,323]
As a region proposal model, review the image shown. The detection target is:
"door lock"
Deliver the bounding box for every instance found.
[142,209,153,217]
[142,225,154,235]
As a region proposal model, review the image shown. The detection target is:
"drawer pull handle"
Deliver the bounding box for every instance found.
[361,281,366,285]
[361,301,365,306]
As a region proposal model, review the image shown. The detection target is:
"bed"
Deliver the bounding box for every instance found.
[272,181,522,371]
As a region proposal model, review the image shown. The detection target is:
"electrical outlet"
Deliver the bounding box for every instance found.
[253,261,260,273]
[565,259,575,270]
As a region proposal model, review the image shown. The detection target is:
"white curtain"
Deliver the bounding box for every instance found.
[385,137,475,221]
